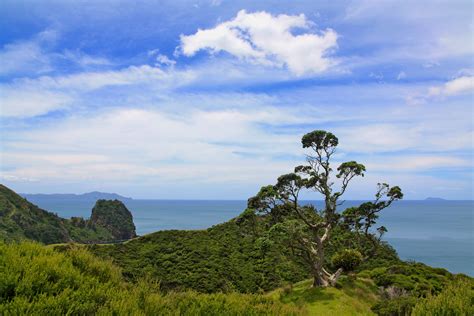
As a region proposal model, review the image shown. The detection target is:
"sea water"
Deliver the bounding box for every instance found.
[25,197,473,276]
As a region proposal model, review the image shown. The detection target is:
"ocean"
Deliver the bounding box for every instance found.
[25,197,473,276]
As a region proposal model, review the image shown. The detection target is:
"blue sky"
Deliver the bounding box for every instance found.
[0,0,473,199]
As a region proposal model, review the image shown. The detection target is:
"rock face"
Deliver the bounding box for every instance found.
[90,199,136,240]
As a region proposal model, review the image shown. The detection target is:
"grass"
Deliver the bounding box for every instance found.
[268,277,380,315]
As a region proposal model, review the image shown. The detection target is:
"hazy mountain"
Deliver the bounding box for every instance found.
[20,191,133,201]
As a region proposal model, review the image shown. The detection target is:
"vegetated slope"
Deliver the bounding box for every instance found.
[88,209,473,315]
[0,184,134,244]
[88,212,401,294]
[89,219,309,293]
[0,241,303,315]
[0,184,73,243]
[269,275,473,316]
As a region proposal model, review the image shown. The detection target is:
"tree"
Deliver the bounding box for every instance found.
[248,130,402,287]
[342,183,402,256]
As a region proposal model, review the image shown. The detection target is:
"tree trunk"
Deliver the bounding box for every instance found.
[313,274,329,287]
[311,263,343,288]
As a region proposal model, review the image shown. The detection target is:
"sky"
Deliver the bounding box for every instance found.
[0,0,473,199]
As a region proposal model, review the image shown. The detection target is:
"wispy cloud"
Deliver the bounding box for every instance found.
[0,29,57,77]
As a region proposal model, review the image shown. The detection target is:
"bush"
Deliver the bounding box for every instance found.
[411,277,474,316]
[371,296,416,316]
[332,249,363,272]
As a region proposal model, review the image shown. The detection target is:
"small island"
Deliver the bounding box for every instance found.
[424,197,447,201]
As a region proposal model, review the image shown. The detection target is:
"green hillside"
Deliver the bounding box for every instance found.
[86,209,472,315]
[87,219,309,293]
[87,210,403,294]
[0,184,134,244]
[0,241,303,315]
[3,241,471,315]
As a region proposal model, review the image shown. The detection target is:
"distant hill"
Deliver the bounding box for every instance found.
[21,191,133,201]
[0,184,135,244]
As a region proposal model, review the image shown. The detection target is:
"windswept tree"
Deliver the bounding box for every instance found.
[247,130,403,287]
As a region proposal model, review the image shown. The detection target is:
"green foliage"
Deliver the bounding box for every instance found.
[371,296,417,316]
[360,262,472,316]
[0,184,70,244]
[88,199,404,294]
[364,263,453,296]
[332,249,363,272]
[88,219,309,294]
[411,277,474,316]
[0,241,304,315]
[336,161,366,179]
[301,130,338,150]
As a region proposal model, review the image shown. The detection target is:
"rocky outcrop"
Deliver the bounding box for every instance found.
[90,199,136,240]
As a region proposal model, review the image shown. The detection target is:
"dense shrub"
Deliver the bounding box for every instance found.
[371,296,416,316]
[88,220,310,293]
[364,262,472,316]
[364,262,453,297]
[411,277,474,316]
[0,241,303,315]
[332,249,363,272]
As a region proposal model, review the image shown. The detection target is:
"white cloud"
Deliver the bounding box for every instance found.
[179,10,338,75]
[428,76,474,97]
[155,54,176,67]
[1,107,303,185]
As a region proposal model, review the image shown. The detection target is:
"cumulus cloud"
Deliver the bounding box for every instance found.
[179,10,338,75]
[428,76,474,97]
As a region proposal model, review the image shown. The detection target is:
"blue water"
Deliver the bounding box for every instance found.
[26,198,473,276]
